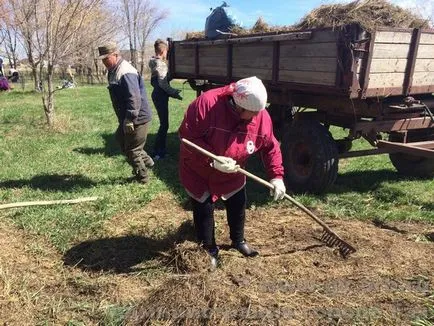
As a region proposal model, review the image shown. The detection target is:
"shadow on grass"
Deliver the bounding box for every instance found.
[0,173,96,191]
[331,169,421,194]
[73,133,121,157]
[63,220,195,273]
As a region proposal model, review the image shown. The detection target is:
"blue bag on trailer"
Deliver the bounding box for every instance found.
[205,2,238,39]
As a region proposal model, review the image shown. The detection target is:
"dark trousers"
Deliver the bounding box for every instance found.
[115,121,153,180]
[191,187,246,249]
[151,90,169,157]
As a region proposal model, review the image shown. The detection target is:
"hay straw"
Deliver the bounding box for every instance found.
[185,0,430,40]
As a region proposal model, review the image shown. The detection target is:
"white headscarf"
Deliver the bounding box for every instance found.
[232,76,267,112]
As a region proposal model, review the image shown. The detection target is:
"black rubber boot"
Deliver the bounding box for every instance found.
[232,241,259,257]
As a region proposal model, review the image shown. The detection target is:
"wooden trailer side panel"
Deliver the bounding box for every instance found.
[364,29,434,97]
[172,29,341,89]
[413,32,434,91]
[173,43,195,74]
[198,45,227,76]
[278,32,338,86]
[365,31,412,93]
[232,43,274,81]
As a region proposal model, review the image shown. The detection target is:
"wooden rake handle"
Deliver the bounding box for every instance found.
[181,138,334,233]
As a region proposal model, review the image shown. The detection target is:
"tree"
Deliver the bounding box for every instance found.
[7,0,43,91]
[0,1,19,69]
[0,25,19,68]
[120,0,168,74]
[29,0,109,126]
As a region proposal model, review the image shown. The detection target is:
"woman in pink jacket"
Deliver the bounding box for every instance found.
[178,76,286,265]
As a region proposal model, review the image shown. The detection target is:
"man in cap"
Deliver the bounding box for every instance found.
[98,41,154,183]
[178,76,286,266]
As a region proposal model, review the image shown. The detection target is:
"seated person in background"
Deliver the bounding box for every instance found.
[0,76,11,91]
[8,67,19,83]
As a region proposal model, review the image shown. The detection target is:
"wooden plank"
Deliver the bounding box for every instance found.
[310,29,339,43]
[369,58,408,73]
[280,42,337,57]
[374,31,412,43]
[174,64,195,74]
[233,57,273,69]
[417,44,434,59]
[179,32,313,46]
[415,59,434,72]
[367,72,406,88]
[199,45,227,56]
[198,45,227,70]
[199,66,228,76]
[232,67,272,81]
[412,71,434,86]
[174,43,195,67]
[175,56,195,66]
[372,43,410,58]
[177,29,337,46]
[198,57,228,67]
[279,70,336,85]
[280,57,337,72]
[232,43,273,58]
[419,32,434,44]
[232,44,273,71]
[174,44,195,55]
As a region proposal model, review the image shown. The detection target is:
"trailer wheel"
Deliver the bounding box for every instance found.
[281,120,339,194]
[389,131,434,177]
[267,104,296,141]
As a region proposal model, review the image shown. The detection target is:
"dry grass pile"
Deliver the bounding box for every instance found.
[161,241,211,274]
[296,0,429,31]
[125,207,434,325]
[185,0,429,40]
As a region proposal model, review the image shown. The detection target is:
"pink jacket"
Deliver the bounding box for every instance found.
[179,85,284,202]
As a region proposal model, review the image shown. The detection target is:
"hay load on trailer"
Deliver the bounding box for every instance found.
[169,0,434,194]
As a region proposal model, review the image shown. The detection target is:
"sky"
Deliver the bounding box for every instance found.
[152,0,433,39]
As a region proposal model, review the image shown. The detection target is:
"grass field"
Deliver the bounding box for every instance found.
[0,82,433,325]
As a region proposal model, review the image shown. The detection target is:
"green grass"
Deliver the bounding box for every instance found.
[0,82,433,252]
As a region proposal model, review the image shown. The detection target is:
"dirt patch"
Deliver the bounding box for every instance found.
[126,206,434,325]
[1,193,433,325]
[0,218,156,325]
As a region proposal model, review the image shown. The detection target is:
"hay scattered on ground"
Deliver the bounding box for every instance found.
[161,241,211,274]
[185,0,430,40]
[125,207,434,325]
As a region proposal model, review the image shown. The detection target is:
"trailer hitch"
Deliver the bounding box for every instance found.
[404,97,434,122]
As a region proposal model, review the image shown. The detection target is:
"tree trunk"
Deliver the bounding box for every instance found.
[31,66,39,91]
[139,48,145,76]
[42,64,55,126]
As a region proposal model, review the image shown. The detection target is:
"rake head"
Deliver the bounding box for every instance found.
[320,230,356,258]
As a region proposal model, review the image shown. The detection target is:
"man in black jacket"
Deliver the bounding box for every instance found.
[98,41,154,183]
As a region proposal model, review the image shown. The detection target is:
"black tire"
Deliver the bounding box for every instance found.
[267,104,296,141]
[281,120,339,194]
[389,130,434,177]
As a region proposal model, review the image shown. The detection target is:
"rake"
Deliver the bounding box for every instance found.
[182,138,357,258]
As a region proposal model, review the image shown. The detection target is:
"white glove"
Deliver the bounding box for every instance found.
[212,156,239,173]
[270,178,286,201]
